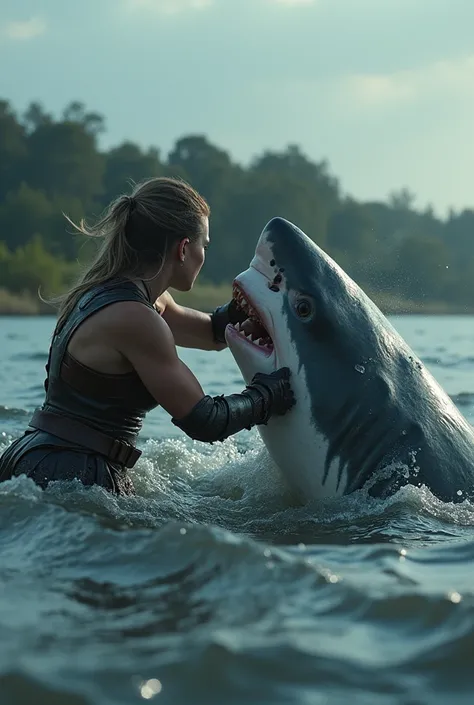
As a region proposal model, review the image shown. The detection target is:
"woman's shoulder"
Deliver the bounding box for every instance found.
[100,299,173,355]
[76,277,152,311]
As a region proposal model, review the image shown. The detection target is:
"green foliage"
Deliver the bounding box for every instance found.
[0,235,77,297]
[0,101,28,198]
[103,142,164,205]
[326,200,377,279]
[0,182,53,251]
[26,120,104,206]
[0,96,473,313]
[393,235,451,301]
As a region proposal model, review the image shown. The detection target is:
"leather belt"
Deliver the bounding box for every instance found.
[28,409,141,468]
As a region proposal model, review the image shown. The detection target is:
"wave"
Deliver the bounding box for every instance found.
[450,392,474,408]
[0,471,473,704]
[0,405,29,420]
[2,435,474,544]
[11,352,47,362]
[423,355,474,369]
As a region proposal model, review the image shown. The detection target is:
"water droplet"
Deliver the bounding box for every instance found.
[457,490,463,496]
[140,678,162,699]
[179,527,187,535]
[448,591,462,604]
[399,548,407,557]
[263,548,272,558]
[355,364,365,374]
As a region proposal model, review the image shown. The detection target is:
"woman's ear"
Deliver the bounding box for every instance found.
[178,237,190,263]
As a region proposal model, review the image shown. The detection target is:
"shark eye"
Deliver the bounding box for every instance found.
[295,298,313,319]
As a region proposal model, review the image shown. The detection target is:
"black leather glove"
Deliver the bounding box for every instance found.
[210,299,248,343]
[243,367,296,423]
[172,367,296,443]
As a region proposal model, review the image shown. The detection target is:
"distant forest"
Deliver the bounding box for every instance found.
[1,97,473,311]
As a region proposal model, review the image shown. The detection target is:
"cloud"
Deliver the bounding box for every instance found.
[2,17,46,41]
[342,54,474,108]
[123,0,213,14]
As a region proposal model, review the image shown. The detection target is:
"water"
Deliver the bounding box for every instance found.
[1,314,474,705]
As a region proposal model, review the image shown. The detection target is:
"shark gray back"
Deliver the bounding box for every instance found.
[226,217,474,503]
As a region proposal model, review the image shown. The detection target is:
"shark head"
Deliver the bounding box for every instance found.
[225,217,473,502]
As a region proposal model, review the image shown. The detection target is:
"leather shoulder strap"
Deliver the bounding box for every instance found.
[46,279,155,384]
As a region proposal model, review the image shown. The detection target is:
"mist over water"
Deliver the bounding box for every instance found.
[1,315,474,704]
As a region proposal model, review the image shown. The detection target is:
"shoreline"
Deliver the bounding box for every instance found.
[1,287,473,317]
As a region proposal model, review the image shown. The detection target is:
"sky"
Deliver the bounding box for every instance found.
[1,0,474,216]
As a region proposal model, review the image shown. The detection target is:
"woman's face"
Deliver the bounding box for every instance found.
[171,216,210,291]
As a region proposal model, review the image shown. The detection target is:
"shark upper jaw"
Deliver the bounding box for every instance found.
[225,262,280,374]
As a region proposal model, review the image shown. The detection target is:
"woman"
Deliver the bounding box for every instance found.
[0,177,295,495]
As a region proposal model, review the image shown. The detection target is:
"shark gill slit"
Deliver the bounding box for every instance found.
[323,395,398,492]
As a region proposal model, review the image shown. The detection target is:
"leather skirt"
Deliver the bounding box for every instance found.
[0,429,136,496]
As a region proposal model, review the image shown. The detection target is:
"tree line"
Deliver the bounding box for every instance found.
[1,97,473,310]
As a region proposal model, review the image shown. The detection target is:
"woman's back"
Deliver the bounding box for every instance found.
[0,278,160,495]
[45,277,159,439]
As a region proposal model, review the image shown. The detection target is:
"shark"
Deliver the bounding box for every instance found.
[225,217,474,503]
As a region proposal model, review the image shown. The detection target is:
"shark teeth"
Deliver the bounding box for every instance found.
[232,285,264,324]
[232,321,274,351]
[231,282,274,352]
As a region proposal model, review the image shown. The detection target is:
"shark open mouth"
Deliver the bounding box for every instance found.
[230,282,274,356]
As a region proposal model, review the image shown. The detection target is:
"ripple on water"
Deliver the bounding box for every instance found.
[423,354,474,369]
[450,392,474,408]
[12,352,48,362]
[0,405,29,420]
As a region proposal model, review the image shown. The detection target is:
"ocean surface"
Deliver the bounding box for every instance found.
[1,314,474,705]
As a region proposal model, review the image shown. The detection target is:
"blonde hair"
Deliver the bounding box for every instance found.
[54,176,210,331]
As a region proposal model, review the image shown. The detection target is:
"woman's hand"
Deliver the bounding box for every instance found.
[210,299,248,344]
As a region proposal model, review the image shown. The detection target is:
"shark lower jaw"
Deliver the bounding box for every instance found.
[225,322,276,361]
[225,272,278,367]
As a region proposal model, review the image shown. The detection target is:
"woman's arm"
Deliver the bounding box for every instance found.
[106,302,295,441]
[157,290,246,352]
